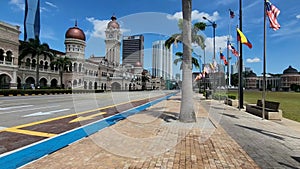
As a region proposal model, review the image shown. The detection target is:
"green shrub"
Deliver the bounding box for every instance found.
[228,95,236,100]
[212,93,227,100]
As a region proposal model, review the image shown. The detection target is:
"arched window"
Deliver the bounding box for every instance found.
[74,63,78,72]
[6,51,12,62]
[50,62,55,70]
[26,58,31,67]
[79,63,82,72]
[39,60,44,69]
[44,61,49,70]
[32,59,36,68]
[0,49,4,61]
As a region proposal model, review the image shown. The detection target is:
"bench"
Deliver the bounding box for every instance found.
[246,100,282,120]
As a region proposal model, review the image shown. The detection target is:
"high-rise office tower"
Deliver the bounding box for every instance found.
[122,35,144,67]
[24,0,40,41]
[152,40,173,80]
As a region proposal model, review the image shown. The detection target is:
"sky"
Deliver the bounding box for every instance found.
[1,0,300,77]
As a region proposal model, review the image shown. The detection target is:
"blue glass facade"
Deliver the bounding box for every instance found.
[24,0,40,41]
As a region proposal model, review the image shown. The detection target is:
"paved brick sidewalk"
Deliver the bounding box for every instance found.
[22,94,259,169]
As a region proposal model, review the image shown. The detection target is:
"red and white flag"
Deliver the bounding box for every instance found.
[228,44,239,57]
[265,0,280,31]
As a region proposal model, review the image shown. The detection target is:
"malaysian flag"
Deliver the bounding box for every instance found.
[265,0,280,31]
[228,44,239,57]
[220,51,228,65]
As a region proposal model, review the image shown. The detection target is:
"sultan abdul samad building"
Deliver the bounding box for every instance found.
[0,16,146,90]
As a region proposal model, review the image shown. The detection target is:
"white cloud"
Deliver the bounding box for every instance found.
[9,0,49,12]
[166,11,182,20]
[167,10,220,22]
[296,15,300,19]
[45,1,58,8]
[247,57,261,63]
[204,35,229,56]
[86,17,130,39]
[86,17,110,39]
[9,0,24,10]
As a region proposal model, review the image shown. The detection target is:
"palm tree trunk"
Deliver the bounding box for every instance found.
[36,55,40,88]
[60,70,64,89]
[179,0,196,122]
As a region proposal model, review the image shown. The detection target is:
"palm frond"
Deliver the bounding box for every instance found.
[192,57,200,69]
[164,33,182,48]
[193,22,207,31]
[192,35,206,50]
[175,52,183,57]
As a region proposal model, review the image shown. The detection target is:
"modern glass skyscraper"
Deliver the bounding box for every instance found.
[24,0,40,41]
[152,40,173,80]
[122,35,144,67]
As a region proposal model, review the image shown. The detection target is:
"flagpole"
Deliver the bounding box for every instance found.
[236,25,240,111]
[262,0,267,119]
[227,10,231,87]
[238,0,244,109]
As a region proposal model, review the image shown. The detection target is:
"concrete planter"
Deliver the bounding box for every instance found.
[224,98,238,107]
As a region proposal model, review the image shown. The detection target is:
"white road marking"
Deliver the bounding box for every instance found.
[23,109,70,117]
[0,105,34,110]
[0,105,61,115]
[0,126,7,130]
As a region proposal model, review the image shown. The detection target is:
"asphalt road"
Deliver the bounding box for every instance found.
[0,90,175,155]
[0,90,171,128]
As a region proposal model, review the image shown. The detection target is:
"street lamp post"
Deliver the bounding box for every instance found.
[203,17,217,90]
[202,17,217,60]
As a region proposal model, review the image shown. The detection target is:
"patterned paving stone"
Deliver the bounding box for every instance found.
[22,94,260,169]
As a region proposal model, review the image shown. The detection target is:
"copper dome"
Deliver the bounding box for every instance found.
[283,66,298,74]
[65,24,86,41]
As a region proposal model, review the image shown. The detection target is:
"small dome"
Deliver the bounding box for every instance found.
[283,66,298,74]
[248,71,257,77]
[107,15,120,29]
[135,61,142,67]
[65,22,86,41]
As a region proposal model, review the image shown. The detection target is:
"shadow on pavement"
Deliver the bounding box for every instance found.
[222,113,239,119]
[278,162,299,169]
[235,124,285,140]
[236,124,300,140]
[291,156,300,163]
[141,111,178,123]
[167,98,181,101]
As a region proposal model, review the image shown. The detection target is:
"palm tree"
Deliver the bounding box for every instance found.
[19,37,54,87]
[174,52,200,70]
[51,56,73,89]
[165,19,206,49]
[164,0,206,123]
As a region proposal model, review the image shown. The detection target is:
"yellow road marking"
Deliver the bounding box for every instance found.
[5,128,56,138]
[69,112,106,123]
[0,95,163,133]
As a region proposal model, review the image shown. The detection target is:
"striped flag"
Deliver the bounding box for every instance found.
[237,28,252,49]
[228,44,239,57]
[220,51,228,65]
[265,0,280,31]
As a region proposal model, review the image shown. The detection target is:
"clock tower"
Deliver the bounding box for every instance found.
[105,15,121,66]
